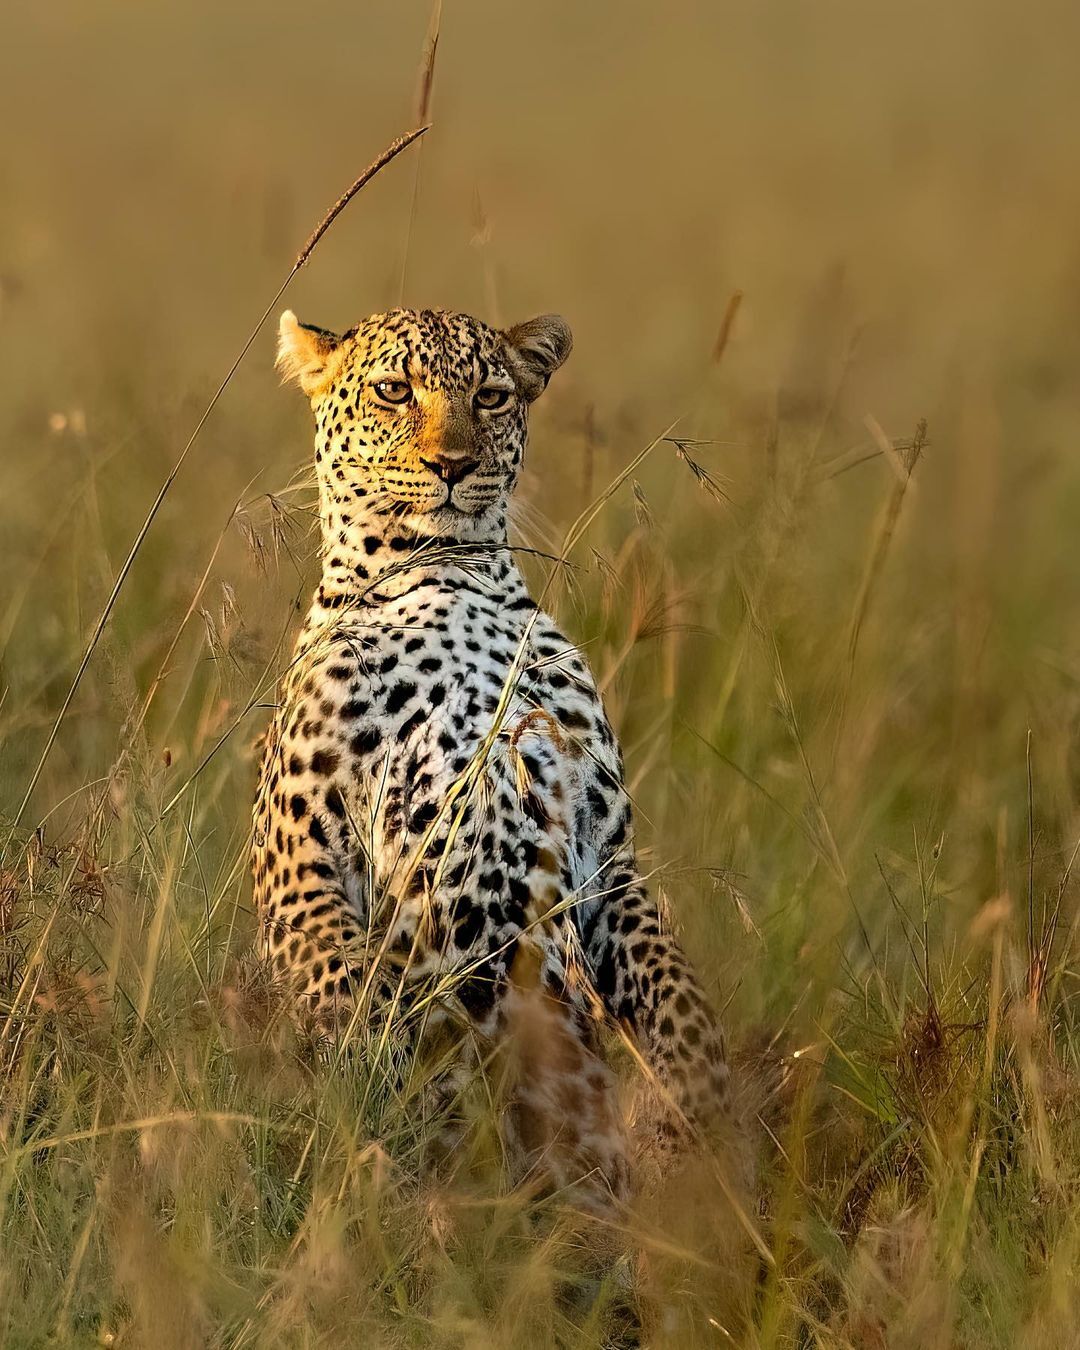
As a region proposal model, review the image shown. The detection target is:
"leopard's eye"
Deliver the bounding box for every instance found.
[371,379,412,406]
[474,386,511,412]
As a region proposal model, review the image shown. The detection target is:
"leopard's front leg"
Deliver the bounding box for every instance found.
[251,708,393,1031]
[579,823,730,1136]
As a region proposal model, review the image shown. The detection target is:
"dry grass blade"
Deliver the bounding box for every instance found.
[712,289,743,364]
[8,1111,257,1163]
[1036,829,1080,1011]
[294,124,431,269]
[414,0,442,125]
[845,415,927,670]
[632,479,653,528]
[12,123,430,830]
[667,437,731,503]
[398,0,442,300]
[1027,729,1036,1004]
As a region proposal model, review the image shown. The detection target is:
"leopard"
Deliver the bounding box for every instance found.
[251,304,730,1211]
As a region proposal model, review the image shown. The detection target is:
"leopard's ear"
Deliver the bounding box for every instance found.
[503,314,573,403]
[276,310,341,396]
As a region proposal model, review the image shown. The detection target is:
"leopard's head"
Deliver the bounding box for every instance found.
[278,306,571,543]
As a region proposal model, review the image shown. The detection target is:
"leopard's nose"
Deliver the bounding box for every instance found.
[420,454,479,489]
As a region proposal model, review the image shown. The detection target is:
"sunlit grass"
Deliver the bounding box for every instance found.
[5,0,1080,1343]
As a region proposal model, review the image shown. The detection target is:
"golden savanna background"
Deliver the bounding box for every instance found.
[4,1,1080,1344]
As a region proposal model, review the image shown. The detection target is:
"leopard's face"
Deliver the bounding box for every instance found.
[278,307,572,540]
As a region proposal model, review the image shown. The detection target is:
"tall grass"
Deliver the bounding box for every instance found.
[4,0,1080,1344]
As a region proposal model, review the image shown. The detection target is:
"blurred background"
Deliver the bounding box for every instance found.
[4,1,1080,1342]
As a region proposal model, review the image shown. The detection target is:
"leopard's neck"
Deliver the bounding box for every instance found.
[307,497,521,625]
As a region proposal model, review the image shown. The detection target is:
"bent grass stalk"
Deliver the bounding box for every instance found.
[12,124,431,833]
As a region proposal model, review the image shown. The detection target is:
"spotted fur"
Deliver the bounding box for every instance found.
[252,306,729,1208]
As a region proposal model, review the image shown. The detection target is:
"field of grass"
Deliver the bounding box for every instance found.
[4,1,1080,1344]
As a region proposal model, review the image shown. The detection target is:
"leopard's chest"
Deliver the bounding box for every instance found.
[292,583,548,850]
